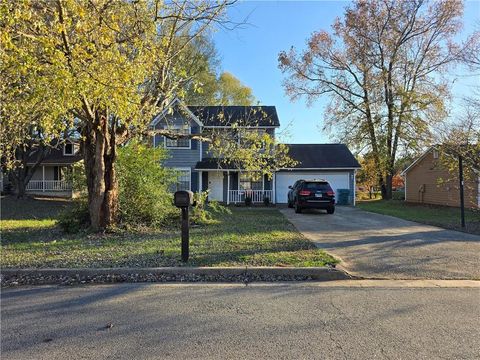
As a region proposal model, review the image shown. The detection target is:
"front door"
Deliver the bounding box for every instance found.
[208,172,223,201]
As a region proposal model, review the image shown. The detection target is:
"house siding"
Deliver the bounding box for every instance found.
[191,171,199,192]
[405,151,478,208]
[154,111,201,173]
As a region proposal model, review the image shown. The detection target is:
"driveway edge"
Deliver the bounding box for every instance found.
[0,266,354,287]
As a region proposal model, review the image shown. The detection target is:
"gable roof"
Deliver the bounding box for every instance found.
[187,106,280,127]
[26,145,82,165]
[150,98,203,128]
[402,145,479,176]
[195,144,360,171]
[284,144,360,169]
[401,147,434,175]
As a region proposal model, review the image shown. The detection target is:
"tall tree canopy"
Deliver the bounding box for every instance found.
[181,36,255,106]
[1,0,234,229]
[278,0,464,199]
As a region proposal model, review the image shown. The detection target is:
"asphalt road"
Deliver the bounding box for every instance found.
[2,282,480,360]
[281,207,480,279]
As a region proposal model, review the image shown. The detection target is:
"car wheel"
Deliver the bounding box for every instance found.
[327,206,335,214]
[288,199,293,208]
[294,201,302,214]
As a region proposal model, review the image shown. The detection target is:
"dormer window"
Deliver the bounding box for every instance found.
[165,124,191,149]
[64,142,75,156]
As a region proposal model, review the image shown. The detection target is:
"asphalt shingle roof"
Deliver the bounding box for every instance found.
[195,144,360,170]
[284,144,360,169]
[188,106,280,127]
[26,147,82,165]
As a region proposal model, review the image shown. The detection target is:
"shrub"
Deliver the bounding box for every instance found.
[191,191,232,225]
[58,199,90,233]
[392,190,405,201]
[208,200,231,215]
[244,190,253,206]
[191,190,210,224]
[116,140,178,227]
[263,196,271,207]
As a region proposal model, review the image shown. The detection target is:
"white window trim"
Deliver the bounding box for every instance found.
[174,167,191,191]
[63,142,75,156]
[164,125,191,149]
[150,97,203,128]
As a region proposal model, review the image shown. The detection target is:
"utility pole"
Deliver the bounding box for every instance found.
[458,155,466,228]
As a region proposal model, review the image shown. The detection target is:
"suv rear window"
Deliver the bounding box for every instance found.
[302,182,332,192]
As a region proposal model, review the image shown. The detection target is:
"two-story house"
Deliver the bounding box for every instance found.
[151,98,360,205]
[1,140,82,197]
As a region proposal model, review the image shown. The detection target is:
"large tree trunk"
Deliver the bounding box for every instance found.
[384,173,393,200]
[379,174,388,200]
[83,112,119,231]
[11,146,45,199]
[11,171,27,199]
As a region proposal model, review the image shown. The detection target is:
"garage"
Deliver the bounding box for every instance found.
[275,144,360,205]
[275,171,352,204]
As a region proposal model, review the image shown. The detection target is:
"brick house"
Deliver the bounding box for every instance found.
[402,147,480,209]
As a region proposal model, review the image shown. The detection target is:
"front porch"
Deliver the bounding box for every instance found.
[26,165,73,197]
[26,180,72,192]
[199,170,275,205]
[228,189,274,204]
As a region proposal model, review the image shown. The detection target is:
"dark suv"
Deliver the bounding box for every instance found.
[287,180,335,214]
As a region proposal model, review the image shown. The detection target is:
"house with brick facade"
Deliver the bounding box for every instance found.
[402,147,479,209]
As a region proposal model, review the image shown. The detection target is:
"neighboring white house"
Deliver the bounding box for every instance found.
[1,141,81,198]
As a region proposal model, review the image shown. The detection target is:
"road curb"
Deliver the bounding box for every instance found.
[0,266,354,286]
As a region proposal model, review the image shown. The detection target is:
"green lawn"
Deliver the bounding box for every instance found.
[0,196,337,268]
[357,200,480,235]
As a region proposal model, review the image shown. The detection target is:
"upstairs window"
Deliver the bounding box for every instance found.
[165,125,190,148]
[433,150,439,159]
[64,142,74,156]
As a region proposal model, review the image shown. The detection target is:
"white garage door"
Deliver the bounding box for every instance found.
[275,172,351,204]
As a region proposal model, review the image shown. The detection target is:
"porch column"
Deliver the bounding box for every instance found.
[198,171,202,193]
[71,165,74,197]
[42,166,45,192]
[353,170,357,206]
[272,172,276,204]
[227,171,230,205]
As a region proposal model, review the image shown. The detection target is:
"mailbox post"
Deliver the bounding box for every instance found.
[174,190,194,262]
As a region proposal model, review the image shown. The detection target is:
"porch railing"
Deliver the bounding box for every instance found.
[26,180,72,192]
[228,190,274,204]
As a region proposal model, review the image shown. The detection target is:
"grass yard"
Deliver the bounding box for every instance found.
[0,196,337,268]
[357,199,480,235]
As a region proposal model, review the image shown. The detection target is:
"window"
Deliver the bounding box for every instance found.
[165,125,190,148]
[64,142,74,156]
[239,172,262,190]
[303,182,332,192]
[433,150,439,159]
[175,168,191,191]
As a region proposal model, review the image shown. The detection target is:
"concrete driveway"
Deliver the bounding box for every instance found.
[281,207,480,279]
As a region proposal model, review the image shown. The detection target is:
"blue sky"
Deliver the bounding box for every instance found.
[213,0,480,144]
